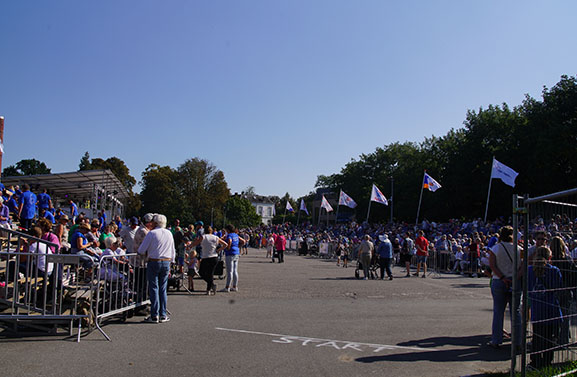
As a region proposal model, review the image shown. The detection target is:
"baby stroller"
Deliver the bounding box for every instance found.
[355,255,381,280]
[213,254,225,280]
[168,264,184,291]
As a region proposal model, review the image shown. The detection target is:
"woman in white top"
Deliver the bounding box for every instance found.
[488,225,522,348]
[28,227,54,276]
[193,225,227,295]
[27,226,54,307]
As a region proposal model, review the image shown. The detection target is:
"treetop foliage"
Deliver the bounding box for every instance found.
[315,75,577,223]
[3,158,51,176]
[78,152,136,192]
[140,158,231,227]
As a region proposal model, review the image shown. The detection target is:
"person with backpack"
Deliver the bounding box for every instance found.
[401,232,414,277]
[487,226,521,349]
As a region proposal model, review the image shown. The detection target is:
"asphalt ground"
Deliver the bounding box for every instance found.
[1,247,514,377]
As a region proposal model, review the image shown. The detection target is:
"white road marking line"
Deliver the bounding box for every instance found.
[215,327,432,352]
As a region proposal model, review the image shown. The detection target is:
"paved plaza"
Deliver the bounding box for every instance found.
[1,248,513,377]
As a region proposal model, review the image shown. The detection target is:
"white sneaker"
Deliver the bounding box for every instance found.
[230,287,238,292]
[219,287,230,292]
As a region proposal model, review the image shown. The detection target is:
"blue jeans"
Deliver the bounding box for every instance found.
[491,278,521,345]
[147,261,170,319]
[225,254,239,288]
[73,250,97,269]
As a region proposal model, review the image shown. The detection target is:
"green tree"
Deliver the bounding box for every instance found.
[139,164,181,220]
[79,153,138,214]
[3,159,51,176]
[176,158,230,225]
[315,75,577,222]
[82,156,136,192]
[124,192,142,218]
[272,193,298,224]
[78,152,91,170]
[224,195,261,228]
[2,165,21,177]
[243,186,256,197]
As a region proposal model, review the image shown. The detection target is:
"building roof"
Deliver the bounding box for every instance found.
[246,194,277,204]
[0,169,130,201]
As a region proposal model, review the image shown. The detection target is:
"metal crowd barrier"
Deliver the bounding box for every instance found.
[0,227,151,342]
[92,253,149,341]
[0,227,90,342]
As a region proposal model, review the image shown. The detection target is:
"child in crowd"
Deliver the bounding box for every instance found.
[340,240,350,268]
[185,239,199,291]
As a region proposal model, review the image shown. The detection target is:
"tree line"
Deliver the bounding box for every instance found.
[313,75,577,223]
[4,75,576,225]
[3,154,261,228]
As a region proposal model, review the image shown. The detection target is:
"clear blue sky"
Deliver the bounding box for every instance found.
[1,1,576,198]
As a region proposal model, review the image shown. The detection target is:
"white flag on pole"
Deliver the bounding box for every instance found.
[370,184,388,205]
[423,172,442,192]
[338,190,357,208]
[300,199,309,215]
[492,158,519,187]
[321,195,333,212]
[286,201,294,212]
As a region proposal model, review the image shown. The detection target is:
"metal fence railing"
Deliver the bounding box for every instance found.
[0,226,150,342]
[0,227,90,342]
[92,253,149,341]
[512,189,577,376]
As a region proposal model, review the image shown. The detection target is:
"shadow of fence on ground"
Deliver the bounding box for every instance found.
[356,335,511,364]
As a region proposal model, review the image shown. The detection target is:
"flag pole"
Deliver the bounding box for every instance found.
[484,157,495,223]
[366,198,372,223]
[415,171,426,226]
[390,176,394,224]
[297,206,301,227]
[335,190,341,225]
[318,205,322,226]
[282,205,287,224]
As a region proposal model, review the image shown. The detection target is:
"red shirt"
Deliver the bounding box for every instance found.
[415,236,429,256]
[275,235,286,251]
[469,243,480,258]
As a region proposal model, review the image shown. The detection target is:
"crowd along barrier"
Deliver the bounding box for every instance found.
[512,189,577,376]
[0,227,90,342]
[0,227,151,342]
[92,252,150,341]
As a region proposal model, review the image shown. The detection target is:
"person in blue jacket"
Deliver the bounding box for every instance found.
[528,246,564,369]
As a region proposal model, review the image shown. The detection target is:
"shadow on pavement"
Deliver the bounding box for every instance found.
[356,335,511,364]
[308,277,358,281]
[398,334,490,348]
[451,283,490,289]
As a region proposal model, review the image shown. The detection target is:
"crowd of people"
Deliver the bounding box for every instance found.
[3,181,577,368]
